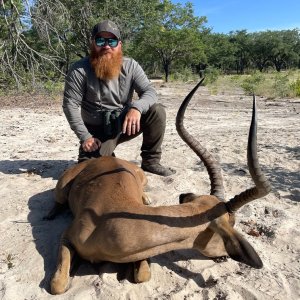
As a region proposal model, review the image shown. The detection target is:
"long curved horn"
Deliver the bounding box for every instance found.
[226,95,271,213]
[176,78,225,201]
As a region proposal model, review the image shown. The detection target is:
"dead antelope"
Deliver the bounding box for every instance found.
[47,79,271,294]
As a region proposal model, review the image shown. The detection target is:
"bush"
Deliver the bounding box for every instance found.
[169,67,198,82]
[240,71,264,95]
[43,80,64,95]
[0,76,16,95]
[190,69,300,98]
[272,73,290,98]
[204,67,220,84]
[290,78,300,97]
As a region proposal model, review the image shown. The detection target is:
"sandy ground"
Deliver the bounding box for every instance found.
[0,83,299,299]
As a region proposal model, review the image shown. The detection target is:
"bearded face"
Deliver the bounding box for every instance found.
[89,39,123,81]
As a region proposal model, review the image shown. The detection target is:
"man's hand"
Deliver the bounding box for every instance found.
[82,137,101,152]
[122,108,141,136]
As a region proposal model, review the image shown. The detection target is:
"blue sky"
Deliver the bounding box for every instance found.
[172,0,300,33]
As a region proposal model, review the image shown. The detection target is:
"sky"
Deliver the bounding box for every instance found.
[172,0,300,33]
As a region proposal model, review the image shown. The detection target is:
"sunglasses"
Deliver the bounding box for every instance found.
[95,37,119,48]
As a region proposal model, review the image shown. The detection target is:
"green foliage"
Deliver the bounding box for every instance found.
[129,0,207,82]
[204,67,220,84]
[229,30,252,74]
[272,73,291,98]
[208,70,300,99]
[240,72,264,95]
[0,71,16,93]
[202,29,300,75]
[1,0,300,93]
[290,78,300,97]
[169,67,198,82]
[42,80,64,95]
[202,33,236,72]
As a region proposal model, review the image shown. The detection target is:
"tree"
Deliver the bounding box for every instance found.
[249,29,300,72]
[249,32,272,71]
[1,0,299,90]
[0,0,162,89]
[202,33,236,73]
[130,0,207,81]
[268,30,300,71]
[229,30,251,74]
[32,0,161,68]
[0,0,32,88]
[0,0,70,89]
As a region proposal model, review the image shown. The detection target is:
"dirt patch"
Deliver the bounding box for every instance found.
[0,82,299,299]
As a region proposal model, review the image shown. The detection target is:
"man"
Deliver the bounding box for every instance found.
[63,20,175,176]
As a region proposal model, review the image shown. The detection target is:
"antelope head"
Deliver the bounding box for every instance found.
[176,79,272,268]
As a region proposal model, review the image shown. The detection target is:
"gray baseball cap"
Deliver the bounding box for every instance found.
[91,20,121,40]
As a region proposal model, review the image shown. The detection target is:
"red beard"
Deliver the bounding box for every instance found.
[90,45,123,80]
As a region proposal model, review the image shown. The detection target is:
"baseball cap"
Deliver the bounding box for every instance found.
[91,20,121,40]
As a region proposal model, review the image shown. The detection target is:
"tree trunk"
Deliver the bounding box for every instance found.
[164,62,170,82]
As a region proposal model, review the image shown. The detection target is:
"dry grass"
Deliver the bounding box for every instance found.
[207,70,300,99]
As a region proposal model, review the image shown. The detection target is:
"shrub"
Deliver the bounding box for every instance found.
[272,73,290,98]
[169,67,198,82]
[204,67,220,84]
[290,78,300,97]
[240,72,264,95]
[43,80,64,95]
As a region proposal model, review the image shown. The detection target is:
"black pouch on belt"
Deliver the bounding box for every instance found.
[101,107,128,138]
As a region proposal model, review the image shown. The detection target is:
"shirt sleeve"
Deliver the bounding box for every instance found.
[62,64,92,142]
[130,61,158,114]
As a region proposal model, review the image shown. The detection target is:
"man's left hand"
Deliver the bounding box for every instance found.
[122,108,141,136]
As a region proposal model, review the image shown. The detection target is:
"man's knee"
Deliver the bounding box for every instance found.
[143,103,166,127]
[149,103,166,119]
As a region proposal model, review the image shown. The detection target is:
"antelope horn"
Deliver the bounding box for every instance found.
[226,95,272,213]
[176,78,225,201]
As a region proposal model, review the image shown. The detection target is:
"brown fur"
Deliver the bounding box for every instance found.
[49,157,262,294]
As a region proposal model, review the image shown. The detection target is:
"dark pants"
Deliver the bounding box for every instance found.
[78,103,166,165]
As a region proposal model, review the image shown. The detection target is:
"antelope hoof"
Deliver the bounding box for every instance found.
[50,271,69,295]
[133,259,151,283]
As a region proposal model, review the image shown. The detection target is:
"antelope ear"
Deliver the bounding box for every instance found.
[222,229,263,269]
[179,193,198,204]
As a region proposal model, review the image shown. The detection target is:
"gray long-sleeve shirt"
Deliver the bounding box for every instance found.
[63,56,158,142]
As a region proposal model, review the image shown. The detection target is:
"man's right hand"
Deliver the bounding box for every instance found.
[82,137,101,152]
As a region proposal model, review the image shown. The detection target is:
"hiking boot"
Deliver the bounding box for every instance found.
[141,163,176,177]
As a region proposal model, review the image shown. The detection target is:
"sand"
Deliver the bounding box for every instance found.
[0,82,299,299]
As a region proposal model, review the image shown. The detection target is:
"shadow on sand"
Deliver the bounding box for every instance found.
[27,189,72,293]
[0,159,75,180]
